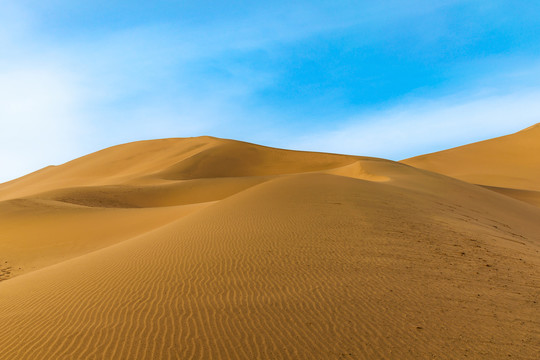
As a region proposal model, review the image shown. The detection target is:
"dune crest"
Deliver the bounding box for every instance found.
[402,123,540,204]
[324,160,390,181]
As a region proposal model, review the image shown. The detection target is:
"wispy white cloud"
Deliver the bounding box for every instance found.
[291,89,540,160]
[0,66,88,180]
[0,3,86,182]
[1,0,540,183]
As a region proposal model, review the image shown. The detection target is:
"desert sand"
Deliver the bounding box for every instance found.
[0,129,539,359]
[403,123,540,206]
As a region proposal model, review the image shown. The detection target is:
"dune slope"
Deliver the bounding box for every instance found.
[0,136,539,359]
[402,124,540,205]
[0,137,360,278]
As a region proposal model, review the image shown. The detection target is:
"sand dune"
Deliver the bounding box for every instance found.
[0,131,539,359]
[479,185,540,207]
[0,199,212,279]
[402,123,540,205]
[0,137,356,201]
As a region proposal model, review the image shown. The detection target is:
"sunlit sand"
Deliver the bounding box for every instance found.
[0,128,539,359]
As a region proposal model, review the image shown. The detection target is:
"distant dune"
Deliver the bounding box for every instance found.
[402,123,540,206]
[0,128,539,359]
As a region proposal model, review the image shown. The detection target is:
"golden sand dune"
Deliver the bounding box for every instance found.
[0,137,362,279]
[0,137,357,201]
[0,199,212,279]
[403,123,540,206]
[0,132,539,359]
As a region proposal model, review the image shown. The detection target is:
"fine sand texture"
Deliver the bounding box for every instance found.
[0,134,539,359]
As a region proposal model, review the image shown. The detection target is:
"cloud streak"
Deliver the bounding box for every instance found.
[1,0,540,182]
[291,90,540,160]
[0,65,88,181]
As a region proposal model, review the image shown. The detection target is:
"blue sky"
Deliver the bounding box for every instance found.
[1,0,540,182]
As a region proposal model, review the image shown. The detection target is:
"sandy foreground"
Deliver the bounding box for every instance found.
[0,128,539,359]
